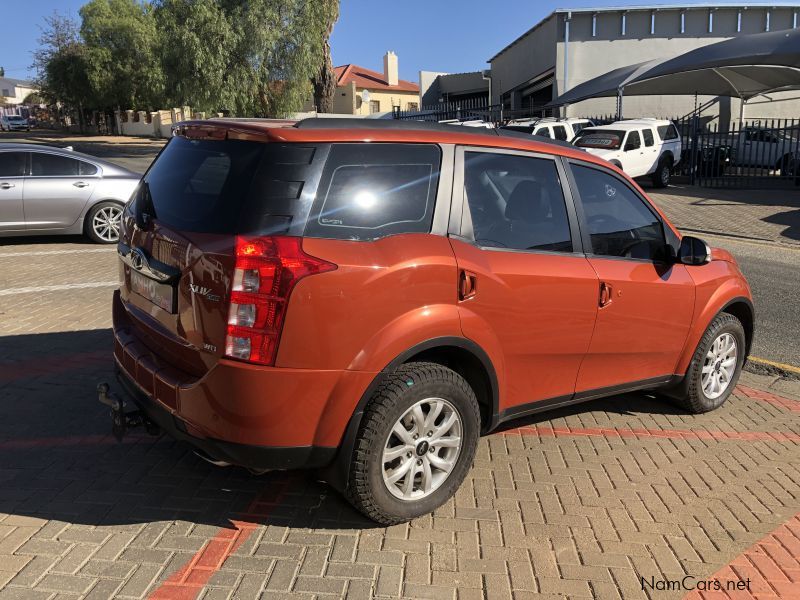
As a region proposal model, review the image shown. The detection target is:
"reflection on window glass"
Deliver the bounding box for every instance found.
[306,143,440,241]
[463,152,572,253]
[572,164,667,261]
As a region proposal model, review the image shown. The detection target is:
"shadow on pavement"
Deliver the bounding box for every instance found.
[0,328,686,533]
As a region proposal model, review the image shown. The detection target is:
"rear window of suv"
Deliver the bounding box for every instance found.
[133,137,441,240]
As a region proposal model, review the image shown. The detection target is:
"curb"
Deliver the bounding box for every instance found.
[745,357,800,381]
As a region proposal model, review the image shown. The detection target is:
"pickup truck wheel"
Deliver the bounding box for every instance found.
[346,362,480,525]
[651,156,672,188]
[676,313,745,413]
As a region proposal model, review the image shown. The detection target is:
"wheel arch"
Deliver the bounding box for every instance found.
[321,336,499,493]
[720,297,755,359]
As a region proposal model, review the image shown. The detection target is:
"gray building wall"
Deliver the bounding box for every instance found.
[490,4,800,121]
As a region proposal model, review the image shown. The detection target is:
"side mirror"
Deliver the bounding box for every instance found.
[678,236,711,265]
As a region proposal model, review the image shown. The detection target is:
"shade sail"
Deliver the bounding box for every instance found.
[550,28,800,106]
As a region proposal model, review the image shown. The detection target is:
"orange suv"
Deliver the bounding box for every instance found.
[107,118,754,524]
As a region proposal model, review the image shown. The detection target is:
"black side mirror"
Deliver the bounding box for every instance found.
[678,235,711,265]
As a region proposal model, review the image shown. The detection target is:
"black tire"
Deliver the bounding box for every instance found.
[84,201,124,244]
[651,156,672,187]
[345,362,481,525]
[673,313,746,414]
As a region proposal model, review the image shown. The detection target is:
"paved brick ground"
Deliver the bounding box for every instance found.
[648,185,800,246]
[1,228,800,599]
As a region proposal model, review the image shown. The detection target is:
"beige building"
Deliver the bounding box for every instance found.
[488,3,800,120]
[0,77,38,106]
[306,52,420,116]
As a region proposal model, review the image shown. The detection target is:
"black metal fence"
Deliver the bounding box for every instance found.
[394,101,800,188]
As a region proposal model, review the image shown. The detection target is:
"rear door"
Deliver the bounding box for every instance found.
[0,151,26,231]
[449,147,598,415]
[23,152,98,230]
[641,128,659,174]
[565,160,694,393]
[621,130,648,177]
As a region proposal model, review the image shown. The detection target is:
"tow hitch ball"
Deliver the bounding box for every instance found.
[97,383,159,441]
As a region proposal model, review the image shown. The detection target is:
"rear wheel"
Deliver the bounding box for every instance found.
[346,362,480,525]
[674,313,745,413]
[651,156,672,187]
[85,201,123,244]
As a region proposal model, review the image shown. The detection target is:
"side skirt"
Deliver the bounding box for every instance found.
[493,374,682,429]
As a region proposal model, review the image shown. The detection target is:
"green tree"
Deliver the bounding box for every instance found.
[0,67,4,77]
[311,0,339,113]
[155,0,340,117]
[32,13,93,127]
[79,0,164,110]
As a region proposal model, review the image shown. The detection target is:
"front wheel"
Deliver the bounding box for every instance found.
[346,362,481,525]
[85,201,123,244]
[675,313,746,413]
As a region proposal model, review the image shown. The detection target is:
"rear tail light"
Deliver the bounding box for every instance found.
[225,236,336,365]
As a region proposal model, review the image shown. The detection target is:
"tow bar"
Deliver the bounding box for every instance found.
[97,382,160,441]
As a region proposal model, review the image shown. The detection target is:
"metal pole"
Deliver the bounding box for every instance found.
[616,87,624,120]
[739,98,746,125]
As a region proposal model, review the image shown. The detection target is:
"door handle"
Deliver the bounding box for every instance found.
[73,181,90,188]
[599,282,613,307]
[0,182,15,189]
[458,270,477,301]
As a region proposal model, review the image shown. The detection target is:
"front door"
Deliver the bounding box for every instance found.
[567,161,695,393]
[449,148,599,414]
[0,151,26,231]
[23,152,97,231]
[621,130,649,178]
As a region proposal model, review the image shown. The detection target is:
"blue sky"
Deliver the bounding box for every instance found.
[0,0,785,83]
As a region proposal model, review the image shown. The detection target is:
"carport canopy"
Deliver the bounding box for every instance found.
[549,28,800,107]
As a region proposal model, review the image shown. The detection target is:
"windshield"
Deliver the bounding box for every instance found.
[573,129,625,150]
[8,116,25,122]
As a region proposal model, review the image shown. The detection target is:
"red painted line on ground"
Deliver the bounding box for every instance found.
[684,512,800,599]
[736,385,800,413]
[148,481,291,600]
[502,425,800,443]
[0,350,108,382]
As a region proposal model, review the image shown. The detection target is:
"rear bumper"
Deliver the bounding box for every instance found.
[114,360,336,470]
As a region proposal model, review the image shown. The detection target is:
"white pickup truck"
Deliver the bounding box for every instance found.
[731,127,799,174]
[572,119,682,187]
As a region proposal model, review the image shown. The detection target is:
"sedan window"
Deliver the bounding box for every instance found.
[0,152,27,177]
[31,153,81,177]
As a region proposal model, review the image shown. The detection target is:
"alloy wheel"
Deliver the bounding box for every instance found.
[381,397,463,501]
[701,332,737,400]
[92,205,122,242]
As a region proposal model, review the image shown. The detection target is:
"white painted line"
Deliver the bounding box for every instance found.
[0,248,115,258]
[0,282,119,296]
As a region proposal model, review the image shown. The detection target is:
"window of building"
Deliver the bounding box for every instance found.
[642,129,655,147]
[406,102,419,111]
[463,152,572,253]
[571,164,666,261]
[369,100,381,114]
[305,143,440,241]
[1,89,10,97]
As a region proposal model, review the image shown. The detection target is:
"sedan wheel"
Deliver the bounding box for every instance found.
[382,397,463,501]
[701,332,737,400]
[86,202,124,244]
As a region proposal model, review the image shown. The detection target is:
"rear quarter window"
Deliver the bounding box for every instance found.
[657,124,679,141]
[304,143,441,241]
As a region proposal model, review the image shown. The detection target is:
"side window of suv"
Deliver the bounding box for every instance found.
[571,164,667,261]
[305,143,440,241]
[642,129,655,147]
[552,125,568,141]
[657,124,679,141]
[462,151,572,253]
[534,127,551,138]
